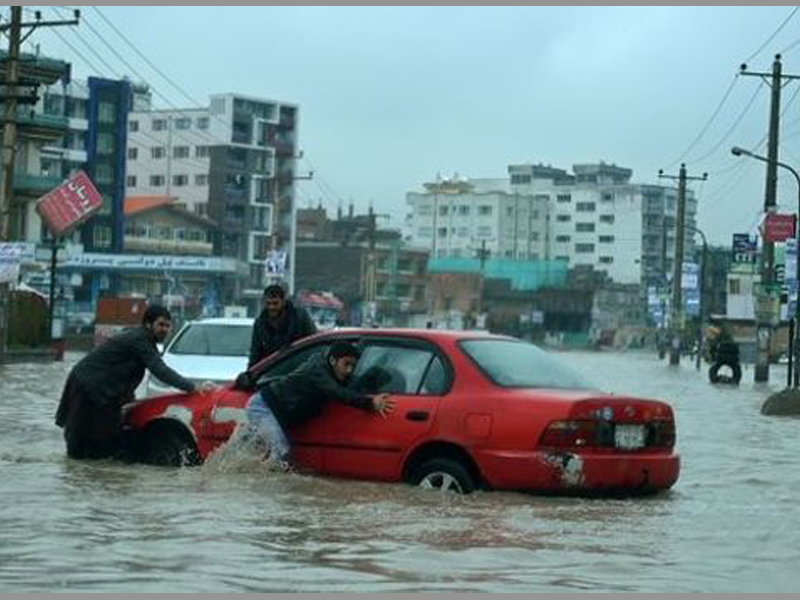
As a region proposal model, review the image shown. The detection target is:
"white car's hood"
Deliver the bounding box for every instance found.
[144,353,249,397]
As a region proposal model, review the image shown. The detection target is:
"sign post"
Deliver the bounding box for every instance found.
[34,171,103,348]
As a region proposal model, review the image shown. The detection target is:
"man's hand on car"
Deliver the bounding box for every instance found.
[197,381,219,393]
[371,393,396,417]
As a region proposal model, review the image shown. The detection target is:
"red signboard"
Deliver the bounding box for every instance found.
[760,212,796,243]
[34,170,103,237]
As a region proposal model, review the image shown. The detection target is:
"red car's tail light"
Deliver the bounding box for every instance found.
[538,420,602,448]
[538,419,676,450]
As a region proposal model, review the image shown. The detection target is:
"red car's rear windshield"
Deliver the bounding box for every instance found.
[460,339,596,390]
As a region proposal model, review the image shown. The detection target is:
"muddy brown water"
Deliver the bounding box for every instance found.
[1,350,798,592]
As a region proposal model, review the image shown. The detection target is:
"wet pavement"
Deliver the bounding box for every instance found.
[1,349,798,592]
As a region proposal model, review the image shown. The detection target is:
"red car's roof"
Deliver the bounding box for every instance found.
[304,328,506,343]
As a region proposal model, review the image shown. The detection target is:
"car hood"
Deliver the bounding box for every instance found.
[161,353,248,383]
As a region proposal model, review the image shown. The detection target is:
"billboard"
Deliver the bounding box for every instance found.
[732,233,758,264]
[34,171,103,237]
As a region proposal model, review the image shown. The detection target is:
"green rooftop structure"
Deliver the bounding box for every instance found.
[427,257,568,291]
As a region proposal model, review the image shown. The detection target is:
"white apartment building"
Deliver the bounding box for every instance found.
[126,92,299,300]
[407,163,699,287]
[407,178,549,260]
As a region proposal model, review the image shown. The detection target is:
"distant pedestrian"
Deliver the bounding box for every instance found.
[55,305,216,460]
[248,284,317,368]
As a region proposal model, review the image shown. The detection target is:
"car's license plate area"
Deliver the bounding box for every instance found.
[614,424,646,449]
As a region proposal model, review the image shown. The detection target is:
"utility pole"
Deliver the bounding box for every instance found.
[740,54,800,382]
[658,164,707,366]
[0,7,79,362]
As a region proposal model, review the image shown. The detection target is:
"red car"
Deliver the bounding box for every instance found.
[125,329,680,495]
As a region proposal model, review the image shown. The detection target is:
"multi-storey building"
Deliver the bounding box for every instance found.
[126,92,299,305]
[508,162,698,288]
[406,178,549,260]
[407,163,699,289]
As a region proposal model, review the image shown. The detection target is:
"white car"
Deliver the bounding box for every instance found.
[141,317,254,398]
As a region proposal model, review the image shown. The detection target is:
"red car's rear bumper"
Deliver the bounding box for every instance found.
[474,449,680,494]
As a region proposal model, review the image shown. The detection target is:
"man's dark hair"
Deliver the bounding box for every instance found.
[263,284,286,299]
[328,341,361,361]
[142,305,172,325]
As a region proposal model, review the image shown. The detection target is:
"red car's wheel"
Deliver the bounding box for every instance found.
[410,458,476,494]
[138,422,201,467]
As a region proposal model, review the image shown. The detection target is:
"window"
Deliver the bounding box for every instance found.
[195,145,210,158]
[458,205,470,216]
[438,205,449,216]
[437,227,447,238]
[352,344,444,395]
[418,204,432,216]
[195,174,208,186]
[575,243,595,253]
[576,202,596,212]
[97,133,115,154]
[169,323,253,357]
[599,235,615,243]
[196,116,210,129]
[93,225,112,249]
[530,232,539,241]
[95,164,113,183]
[506,206,514,216]
[599,256,613,264]
[259,343,332,382]
[511,174,532,185]
[600,215,615,224]
[532,210,539,219]
[477,225,493,236]
[152,118,167,131]
[151,147,165,159]
[556,255,570,262]
[127,147,138,160]
[729,279,741,295]
[175,118,191,130]
[556,214,571,222]
[98,101,116,124]
[556,235,571,243]
[417,227,432,238]
[602,192,614,202]
[126,175,137,188]
[149,175,165,187]
[460,339,593,389]
[129,120,139,132]
[195,204,208,218]
[173,146,190,159]
[576,222,595,232]
[457,227,469,236]
[478,205,493,216]
[173,175,188,187]
[557,194,571,203]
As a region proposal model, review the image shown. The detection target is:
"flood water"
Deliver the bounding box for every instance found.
[1,350,799,592]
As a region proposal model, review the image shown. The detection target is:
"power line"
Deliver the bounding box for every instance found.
[688,80,765,164]
[663,75,740,170]
[746,6,800,63]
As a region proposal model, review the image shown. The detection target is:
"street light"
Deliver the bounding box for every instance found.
[731,145,800,387]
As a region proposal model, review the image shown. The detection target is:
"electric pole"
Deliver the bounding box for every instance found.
[0,7,79,362]
[659,164,707,366]
[740,54,800,382]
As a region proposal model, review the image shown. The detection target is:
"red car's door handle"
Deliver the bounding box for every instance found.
[405,411,429,422]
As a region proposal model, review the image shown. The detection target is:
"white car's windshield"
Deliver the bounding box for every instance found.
[460,339,596,390]
[170,324,251,357]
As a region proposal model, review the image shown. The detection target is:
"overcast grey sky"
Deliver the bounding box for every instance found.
[31,5,800,244]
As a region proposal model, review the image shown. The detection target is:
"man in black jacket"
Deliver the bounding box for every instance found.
[248,284,318,368]
[244,341,396,468]
[55,305,216,460]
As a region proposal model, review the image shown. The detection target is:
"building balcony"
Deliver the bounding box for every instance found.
[124,235,213,256]
[12,172,62,196]
[15,112,70,140]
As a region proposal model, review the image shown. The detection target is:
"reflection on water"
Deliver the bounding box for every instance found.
[1,350,799,591]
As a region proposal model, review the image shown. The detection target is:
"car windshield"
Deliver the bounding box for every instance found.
[169,324,251,357]
[460,339,596,390]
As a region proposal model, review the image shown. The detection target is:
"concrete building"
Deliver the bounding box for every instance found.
[508,162,698,288]
[126,92,299,304]
[406,178,549,261]
[0,52,70,243]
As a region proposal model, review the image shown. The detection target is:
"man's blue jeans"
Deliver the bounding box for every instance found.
[245,390,291,462]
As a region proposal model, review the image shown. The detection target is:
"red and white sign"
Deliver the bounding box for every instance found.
[760,212,796,243]
[35,170,103,237]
